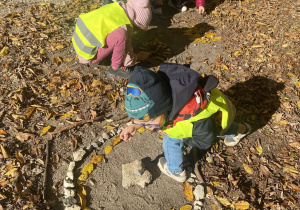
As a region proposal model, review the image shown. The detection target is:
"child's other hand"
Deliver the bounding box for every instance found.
[198,6,205,14]
[120,125,139,142]
[137,51,150,61]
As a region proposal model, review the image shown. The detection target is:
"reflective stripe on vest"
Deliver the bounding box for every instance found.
[72,2,132,59]
[162,88,236,139]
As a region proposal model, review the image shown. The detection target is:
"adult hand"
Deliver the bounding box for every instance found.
[198,6,205,14]
[136,51,150,61]
[120,124,139,142]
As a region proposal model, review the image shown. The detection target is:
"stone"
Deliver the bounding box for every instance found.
[91,142,99,148]
[73,148,86,162]
[193,185,205,200]
[66,171,74,180]
[64,178,75,188]
[102,132,109,140]
[122,160,152,189]
[186,177,195,183]
[64,188,76,197]
[193,200,203,210]
[65,205,81,210]
[63,197,77,207]
[110,129,116,136]
[68,162,76,171]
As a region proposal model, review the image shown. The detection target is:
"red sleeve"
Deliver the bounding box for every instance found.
[196,0,205,8]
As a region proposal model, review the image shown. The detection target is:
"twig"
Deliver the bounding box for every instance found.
[193,149,223,209]
[43,139,50,201]
[48,116,105,139]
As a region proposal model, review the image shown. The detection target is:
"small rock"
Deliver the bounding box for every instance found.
[91,142,99,148]
[89,179,95,187]
[132,160,144,175]
[98,137,104,144]
[122,159,152,189]
[63,197,77,207]
[193,185,205,200]
[68,162,76,171]
[64,178,75,188]
[102,132,109,140]
[64,188,76,197]
[65,205,81,210]
[110,129,116,136]
[193,200,203,210]
[86,145,92,151]
[186,177,195,183]
[66,171,74,180]
[32,167,43,175]
[73,148,86,162]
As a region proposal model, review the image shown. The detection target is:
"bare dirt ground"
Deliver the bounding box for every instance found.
[0,0,299,209]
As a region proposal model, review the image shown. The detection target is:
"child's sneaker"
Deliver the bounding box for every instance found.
[107,66,133,81]
[157,157,187,182]
[168,0,188,12]
[224,123,252,146]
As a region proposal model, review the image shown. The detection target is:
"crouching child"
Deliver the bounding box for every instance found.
[120,63,251,182]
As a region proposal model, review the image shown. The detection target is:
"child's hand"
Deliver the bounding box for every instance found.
[198,6,205,14]
[120,124,140,142]
[136,51,150,61]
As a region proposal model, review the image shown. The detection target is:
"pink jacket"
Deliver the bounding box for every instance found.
[196,0,205,8]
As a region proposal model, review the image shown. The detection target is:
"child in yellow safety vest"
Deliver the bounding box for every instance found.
[120,63,251,182]
[72,0,152,80]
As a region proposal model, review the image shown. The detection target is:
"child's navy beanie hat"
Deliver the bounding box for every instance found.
[125,66,172,120]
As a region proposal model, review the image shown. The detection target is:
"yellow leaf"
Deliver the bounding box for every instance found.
[105,145,113,154]
[5,168,17,176]
[12,114,26,119]
[24,107,35,119]
[77,185,87,209]
[16,152,25,164]
[0,46,9,56]
[82,163,94,174]
[77,171,89,185]
[243,163,253,174]
[297,101,300,109]
[205,32,215,38]
[40,49,46,54]
[215,196,231,206]
[283,165,299,174]
[179,205,193,210]
[234,201,250,209]
[53,57,62,66]
[137,127,146,133]
[112,136,121,146]
[103,125,115,130]
[221,64,228,70]
[0,193,7,200]
[0,144,10,158]
[61,89,70,98]
[37,22,46,26]
[234,51,240,57]
[295,81,300,89]
[60,112,73,119]
[40,126,51,136]
[91,155,104,164]
[183,182,194,201]
[55,43,64,49]
[211,37,222,41]
[256,145,263,155]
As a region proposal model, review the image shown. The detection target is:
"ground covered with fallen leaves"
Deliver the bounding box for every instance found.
[0,0,299,209]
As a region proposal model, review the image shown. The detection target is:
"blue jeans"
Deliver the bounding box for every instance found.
[162,122,239,173]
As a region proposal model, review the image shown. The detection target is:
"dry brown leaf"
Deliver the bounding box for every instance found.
[183,182,194,201]
[289,142,300,150]
[52,154,59,163]
[91,155,104,164]
[283,165,299,174]
[60,89,70,98]
[24,107,35,119]
[16,132,35,142]
[53,57,62,66]
[0,130,7,135]
[0,144,10,158]
[16,152,25,164]
[259,165,270,178]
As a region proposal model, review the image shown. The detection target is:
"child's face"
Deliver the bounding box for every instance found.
[132,113,166,131]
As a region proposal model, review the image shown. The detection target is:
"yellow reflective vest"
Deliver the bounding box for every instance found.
[162,88,236,139]
[72,2,132,59]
